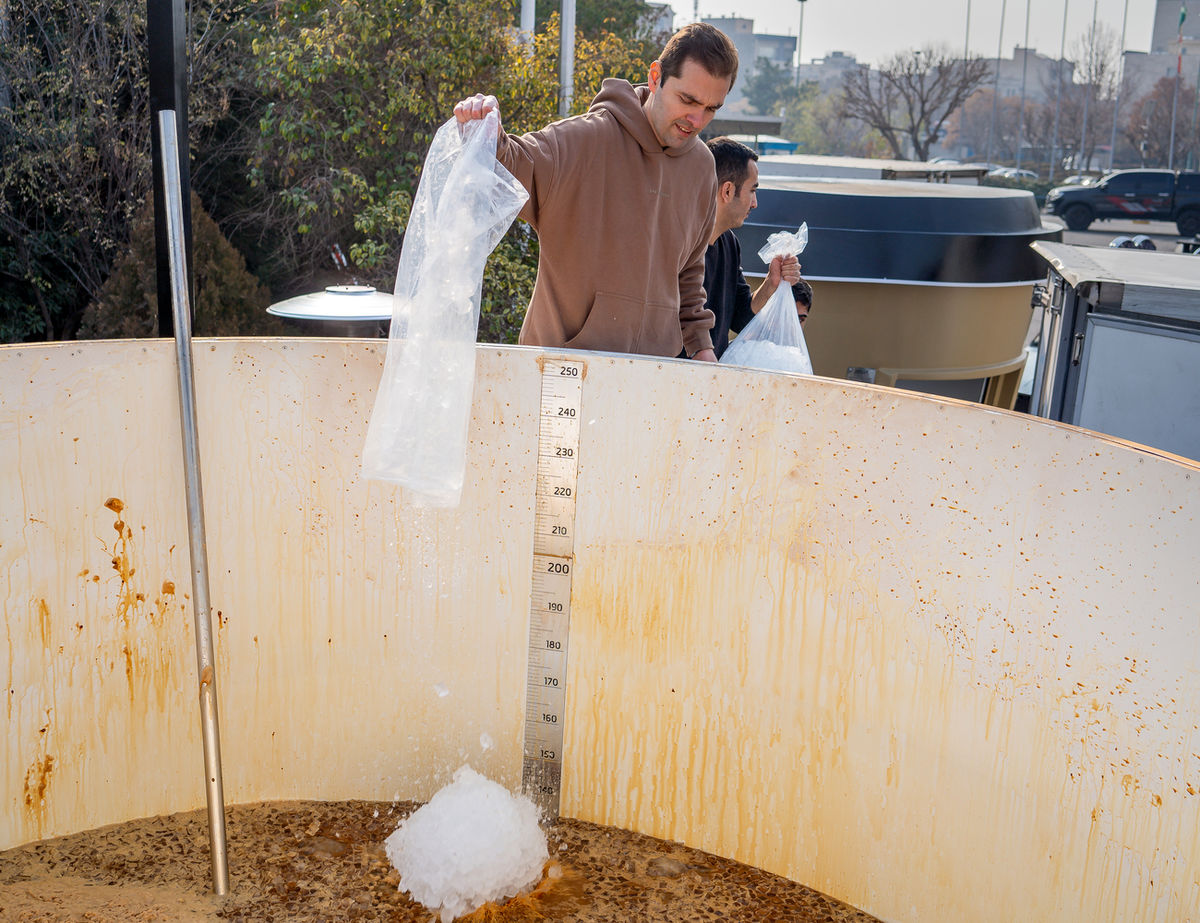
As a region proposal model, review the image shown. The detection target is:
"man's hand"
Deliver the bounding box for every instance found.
[751,255,804,314]
[454,94,501,125]
[691,348,717,363]
[766,254,802,288]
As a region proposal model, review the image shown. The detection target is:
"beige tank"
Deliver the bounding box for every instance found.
[2,338,1198,921]
[742,177,1060,408]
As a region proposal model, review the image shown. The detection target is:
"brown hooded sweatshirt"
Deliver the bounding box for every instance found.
[496,79,717,357]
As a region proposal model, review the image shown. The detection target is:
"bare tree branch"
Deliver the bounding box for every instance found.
[841,46,990,161]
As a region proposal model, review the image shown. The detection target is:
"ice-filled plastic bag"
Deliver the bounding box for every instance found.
[720,223,812,375]
[362,112,527,506]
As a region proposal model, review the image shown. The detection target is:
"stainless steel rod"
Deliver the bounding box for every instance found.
[157,108,230,896]
[558,0,575,117]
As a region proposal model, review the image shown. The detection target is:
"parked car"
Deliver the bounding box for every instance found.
[1043,168,1200,234]
[988,167,1038,180]
[1060,174,1097,186]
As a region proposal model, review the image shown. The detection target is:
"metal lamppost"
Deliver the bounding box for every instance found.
[1015,0,1031,173]
[519,0,535,46]
[964,0,971,60]
[1190,58,1200,170]
[1078,0,1099,172]
[1169,2,1187,170]
[1108,0,1130,170]
[795,0,807,87]
[1048,0,1069,182]
[559,0,576,117]
[986,0,1007,166]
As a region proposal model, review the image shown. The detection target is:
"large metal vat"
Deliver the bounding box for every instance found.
[2,339,1198,921]
[740,178,1063,407]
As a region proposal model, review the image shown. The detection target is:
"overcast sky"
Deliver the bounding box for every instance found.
[664,0,1160,67]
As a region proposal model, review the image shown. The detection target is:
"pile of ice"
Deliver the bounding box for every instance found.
[385,765,548,921]
[723,338,812,374]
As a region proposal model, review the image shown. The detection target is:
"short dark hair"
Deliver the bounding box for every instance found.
[791,279,813,309]
[707,137,758,192]
[659,23,739,89]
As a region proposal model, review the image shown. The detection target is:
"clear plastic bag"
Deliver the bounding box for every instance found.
[720,223,812,375]
[362,111,528,506]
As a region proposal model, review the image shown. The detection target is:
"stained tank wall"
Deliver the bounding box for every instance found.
[2,339,1198,922]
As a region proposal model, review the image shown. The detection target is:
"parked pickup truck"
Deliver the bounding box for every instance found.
[1042,169,1200,235]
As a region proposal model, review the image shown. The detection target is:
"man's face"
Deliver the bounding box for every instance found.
[727,159,759,228]
[644,57,730,149]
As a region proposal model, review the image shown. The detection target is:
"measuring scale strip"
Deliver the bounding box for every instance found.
[522,357,584,819]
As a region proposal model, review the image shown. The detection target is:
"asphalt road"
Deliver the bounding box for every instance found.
[1056,217,1191,253]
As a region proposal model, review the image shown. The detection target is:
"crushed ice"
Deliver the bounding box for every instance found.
[385,765,548,922]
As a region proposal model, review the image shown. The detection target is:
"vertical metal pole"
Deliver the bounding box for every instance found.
[1170,15,1185,170]
[519,0,534,44]
[558,0,576,117]
[1190,57,1200,170]
[1078,0,1099,171]
[1049,0,1069,180]
[1109,0,1130,170]
[795,0,807,88]
[964,0,972,61]
[148,0,192,337]
[158,108,230,897]
[986,0,1007,165]
[1016,0,1031,172]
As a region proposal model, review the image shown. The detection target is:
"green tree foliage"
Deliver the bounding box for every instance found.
[0,0,149,341]
[81,192,283,338]
[499,12,652,127]
[246,0,520,293]
[532,0,664,44]
[0,0,257,342]
[773,82,887,158]
[248,2,652,343]
[743,57,792,116]
[0,0,655,346]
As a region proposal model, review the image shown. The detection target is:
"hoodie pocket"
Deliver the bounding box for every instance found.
[565,292,682,357]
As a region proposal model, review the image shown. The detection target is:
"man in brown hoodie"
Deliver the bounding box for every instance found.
[454,23,738,361]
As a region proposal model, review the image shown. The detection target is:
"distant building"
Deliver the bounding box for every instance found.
[987,46,1073,104]
[642,2,675,38]
[703,16,796,105]
[1122,0,1200,98]
[797,51,862,90]
[1150,0,1200,53]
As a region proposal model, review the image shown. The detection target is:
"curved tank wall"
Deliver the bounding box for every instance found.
[2,339,1198,922]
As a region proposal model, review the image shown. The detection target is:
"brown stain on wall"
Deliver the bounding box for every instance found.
[98,498,182,707]
[106,500,137,629]
[155,581,177,623]
[23,718,56,839]
[36,598,51,648]
[23,755,55,810]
